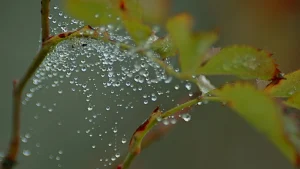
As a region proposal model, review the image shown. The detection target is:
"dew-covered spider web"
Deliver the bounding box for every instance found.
[16,1,199,169]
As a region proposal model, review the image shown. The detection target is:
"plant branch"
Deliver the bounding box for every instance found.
[41,0,50,42]
[1,24,101,169]
[118,96,204,169]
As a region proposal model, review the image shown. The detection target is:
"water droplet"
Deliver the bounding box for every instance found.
[156,117,162,122]
[185,83,192,90]
[92,145,96,149]
[111,156,116,161]
[121,138,127,144]
[143,100,148,104]
[81,67,87,72]
[181,113,191,122]
[23,150,31,156]
[115,153,121,158]
[106,106,110,111]
[25,133,31,139]
[151,94,157,101]
[163,119,169,125]
[87,105,93,111]
[21,137,28,143]
[170,118,177,124]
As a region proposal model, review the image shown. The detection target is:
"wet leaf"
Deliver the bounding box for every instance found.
[213,83,297,164]
[151,36,177,58]
[285,92,300,110]
[63,0,169,25]
[62,0,119,26]
[196,45,280,80]
[166,13,218,73]
[265,69,300,97]
[123,19,152,44]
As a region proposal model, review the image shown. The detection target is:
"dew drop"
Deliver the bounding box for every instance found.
[181,113,191,122]
[111,156,116,161]
[87,105,93,111]
[185,83,192,90]
[143,100,148,104]
[115,153,121,158]
[23,150,31,156]
[121,138,127,144]
[151,94,157,102]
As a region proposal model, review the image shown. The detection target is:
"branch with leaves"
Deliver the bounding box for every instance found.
[2,1,300,169]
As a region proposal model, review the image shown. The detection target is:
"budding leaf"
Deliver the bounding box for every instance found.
[166,13,218,73]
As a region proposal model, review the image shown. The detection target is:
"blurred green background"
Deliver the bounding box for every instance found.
[0,0,299,169]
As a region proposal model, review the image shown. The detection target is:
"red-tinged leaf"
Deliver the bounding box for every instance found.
[213,83,297,165]
[265,69,300,97]
[166,13,218,73]
[196,45,280,80]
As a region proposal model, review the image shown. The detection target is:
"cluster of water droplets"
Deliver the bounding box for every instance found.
[18,2,201,169]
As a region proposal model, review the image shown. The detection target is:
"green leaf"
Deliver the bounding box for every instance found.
[166,13,218,73]
[123,19,152,44]
[213,83,297,164]
[196,45,279,80]
[62,0,119,26]
[151,36,177,58]
[285,92,300,110]
[62,0,169,25]
[265,69,300,97]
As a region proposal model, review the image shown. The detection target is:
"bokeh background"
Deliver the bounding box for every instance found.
[0,0,300,169]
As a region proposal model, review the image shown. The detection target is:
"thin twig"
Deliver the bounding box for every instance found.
[41,0,50,42]
[1,1,52,168]
[118,96,203,169]
[1,20,100,169]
